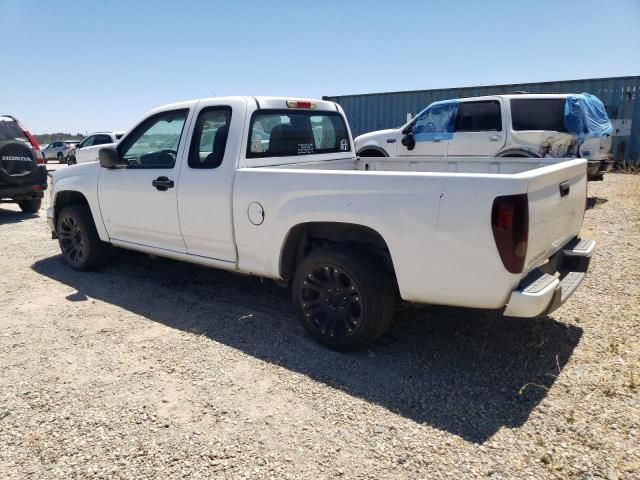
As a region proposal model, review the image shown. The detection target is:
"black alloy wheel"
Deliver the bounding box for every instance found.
[299,263,363,339]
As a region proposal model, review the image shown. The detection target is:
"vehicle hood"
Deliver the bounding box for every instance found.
[51,161,99,182]
[354,129,398,147]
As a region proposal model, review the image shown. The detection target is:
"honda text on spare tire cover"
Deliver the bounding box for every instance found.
[0,115,48,213]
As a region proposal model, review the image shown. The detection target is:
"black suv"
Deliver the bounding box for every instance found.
[0,115,47,213]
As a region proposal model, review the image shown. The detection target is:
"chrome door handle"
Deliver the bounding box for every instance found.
[490,135,502,142]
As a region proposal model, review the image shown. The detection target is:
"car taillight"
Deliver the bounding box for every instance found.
[14,118,42,164]
[491,194,528,274]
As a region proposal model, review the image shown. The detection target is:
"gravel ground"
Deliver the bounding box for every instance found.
[1,167,639,479]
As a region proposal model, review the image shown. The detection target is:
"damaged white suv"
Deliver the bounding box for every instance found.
[355,93,613,180]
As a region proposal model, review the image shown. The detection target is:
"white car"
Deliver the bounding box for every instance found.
[41,140,80,163]
[47,96,593,350]
[69,131,125,165]
[354,93,613,180]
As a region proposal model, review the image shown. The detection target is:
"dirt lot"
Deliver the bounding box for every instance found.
[1,167,639,479]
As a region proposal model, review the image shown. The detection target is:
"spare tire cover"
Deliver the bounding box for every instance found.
[0,140,36,184]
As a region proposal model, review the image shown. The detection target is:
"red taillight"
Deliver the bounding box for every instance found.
[13,118,43,164]
[491,194,529,274]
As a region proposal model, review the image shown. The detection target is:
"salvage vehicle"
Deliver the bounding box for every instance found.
[47,96,594,350]
[354,93,613,181]
[0,115,47,213]
[69,131,125,165]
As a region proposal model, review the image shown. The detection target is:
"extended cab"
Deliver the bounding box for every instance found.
[48,97,594,350]
[355,94,613,181]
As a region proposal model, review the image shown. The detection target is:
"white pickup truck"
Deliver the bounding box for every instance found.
[47,96,594,350]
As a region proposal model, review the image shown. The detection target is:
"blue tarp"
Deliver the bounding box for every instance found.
[564,93,613,144]
[412,100,459,142]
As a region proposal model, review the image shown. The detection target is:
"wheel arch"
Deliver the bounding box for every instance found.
[356,146,389,157]
[54,190,90,225]
[496,148,540,158]
[279,221,397,283]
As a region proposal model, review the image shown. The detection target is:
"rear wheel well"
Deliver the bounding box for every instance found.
[54,191,89,225]
[280,222,396,283]
[496,149,539,158]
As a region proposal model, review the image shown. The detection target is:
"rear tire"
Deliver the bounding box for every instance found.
[57,153,63,163]
[57,205,110,271]
[292,247,396,351]
[18,198,42,213]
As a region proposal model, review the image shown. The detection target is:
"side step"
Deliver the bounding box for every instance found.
[562,238,595,257]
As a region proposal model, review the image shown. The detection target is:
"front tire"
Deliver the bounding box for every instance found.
[57,205,110,271]
[67,156,76,166]
[292,247,396,351]
[18,198,42,213]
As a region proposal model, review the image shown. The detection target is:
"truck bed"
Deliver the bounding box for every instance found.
[234,156,587,309]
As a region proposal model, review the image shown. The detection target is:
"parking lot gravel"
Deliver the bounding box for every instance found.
[1,167,639,479]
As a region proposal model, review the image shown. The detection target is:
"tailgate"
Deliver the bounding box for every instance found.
[522,159,587,272]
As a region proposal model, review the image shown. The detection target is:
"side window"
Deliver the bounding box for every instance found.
[94,134,112,145]
[454,101,502,132]
[412,103,457,135]
[118,109,188,168]
[510,98,567,132]
[188,107,231,169]
[79,136,94,148]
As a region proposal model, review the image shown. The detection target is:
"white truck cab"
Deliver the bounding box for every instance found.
[355,94,613,180]
[47,96,594,350]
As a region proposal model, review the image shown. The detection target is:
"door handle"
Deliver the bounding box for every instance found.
[432,138,441,143]
[152,176,174,191]
[490,135,502,142]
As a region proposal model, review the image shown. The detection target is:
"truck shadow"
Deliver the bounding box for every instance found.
[0,207,38,225]
[32,251,582,444]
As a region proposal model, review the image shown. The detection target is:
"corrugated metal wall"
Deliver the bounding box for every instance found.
[324,76,640,164]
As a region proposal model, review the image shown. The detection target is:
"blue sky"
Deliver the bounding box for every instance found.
[1,0,638,133]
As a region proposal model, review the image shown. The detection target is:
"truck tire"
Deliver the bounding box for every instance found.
[292,247,396,351]
[67,156,76,166]
[18,198,42,213]
[57,152,63,163]
[57,205,110,271]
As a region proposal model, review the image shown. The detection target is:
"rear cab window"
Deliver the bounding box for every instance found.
[247,110,350,158]
[510,98,567,132]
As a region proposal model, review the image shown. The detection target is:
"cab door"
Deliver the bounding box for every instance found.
[447,99,505,156]
[75,135,96,163]
[176,98,246,262]
[97,108,192,252]
[398,102,457,156]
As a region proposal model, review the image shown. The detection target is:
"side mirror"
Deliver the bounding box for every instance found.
[401,132,416,151]
[99,146,126,168]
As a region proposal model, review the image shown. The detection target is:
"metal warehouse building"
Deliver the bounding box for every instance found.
[324,75,639,164]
